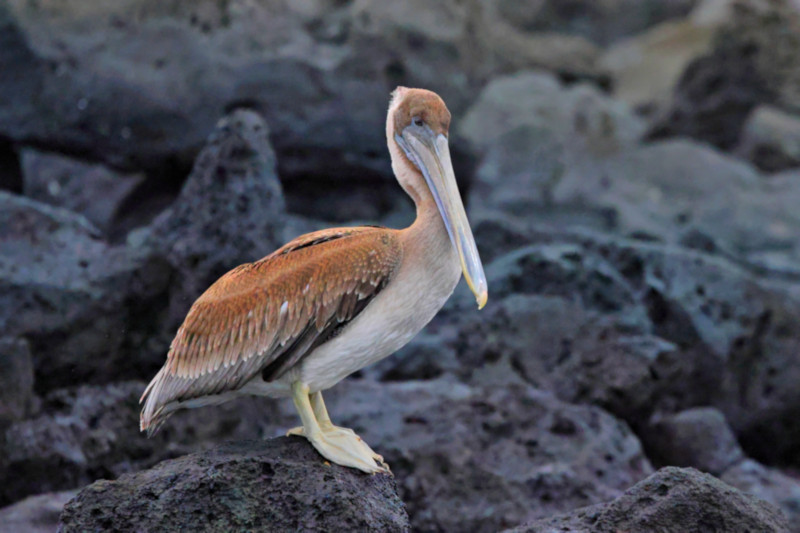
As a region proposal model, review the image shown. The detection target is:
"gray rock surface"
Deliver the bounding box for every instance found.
[146,108,285,331]
[646,407,800,530]
[0,380,295,506]
[508,466,789,533]
[650,0,800,150]
[0,337,37,424]
[493,0,699,47]
[737,105,800,172]
[431,228,800,466]
[0,490,77,533]
[648,407,744,475]
[20,149,146,237]
[58,438,409,533]
[0,0,605,184]
[318,380,653,532]
[0,191,167,389]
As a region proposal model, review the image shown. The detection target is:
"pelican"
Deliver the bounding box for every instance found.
[140,87,487,473]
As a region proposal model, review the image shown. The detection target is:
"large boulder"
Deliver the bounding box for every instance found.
[458,71,645,222]
[0,380,295,507]
[0,337,37,425]
[508,467,789,532]
[649,0,800,150]
[145,108,285,330]
[318,380,653,532]
[0,192,169,389]
[0,490,77,533]
[58,438,409,532]
[647,407,800,530]
[492,0,699,47]
[0,0,604,190]
[420,227,800,467]
[20,149,146,237]
[736,104,800,172]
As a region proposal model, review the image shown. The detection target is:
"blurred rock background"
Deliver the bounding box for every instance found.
[1,0,800,531]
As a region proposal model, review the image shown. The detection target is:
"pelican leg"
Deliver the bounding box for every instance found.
[289,382,388,474]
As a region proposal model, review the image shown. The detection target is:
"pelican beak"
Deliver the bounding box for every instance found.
[396,124,488,309]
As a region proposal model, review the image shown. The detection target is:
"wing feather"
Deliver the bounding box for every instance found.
[140,226,402,434]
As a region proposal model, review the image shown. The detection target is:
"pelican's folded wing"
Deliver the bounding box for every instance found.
[140,226,402,434]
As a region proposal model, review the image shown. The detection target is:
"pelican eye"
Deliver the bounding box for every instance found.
[412,115,424,127]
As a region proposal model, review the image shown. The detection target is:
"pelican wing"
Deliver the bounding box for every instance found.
[140,226,402,434]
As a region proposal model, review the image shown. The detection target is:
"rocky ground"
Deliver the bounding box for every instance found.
[2,0,800,531]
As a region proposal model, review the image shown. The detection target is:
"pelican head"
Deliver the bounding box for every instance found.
[387,87,488,309]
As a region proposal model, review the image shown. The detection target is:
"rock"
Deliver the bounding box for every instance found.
[58,438,409,533]
[650,0,800,150]
[599,12,720,112]
[0,380,295,506]
[20,149,146,237]
[0,192,168,389]
[0,490,77,533]
[146,108,285,329]
[458,71,645,219]
[645,407,800,530]
[737,105,800,172]
[0,0,604,191]
[319,380,653,532]
[721,460,800,532]
[493,0,699,47]
[508,466,789,533]
[554,139,800,268]
[443,228,800,465]
[647,407,744,475]
[0,337,37,424]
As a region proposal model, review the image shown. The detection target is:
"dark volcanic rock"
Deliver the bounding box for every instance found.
[0,380,295,507]
[508,466,789,533]
[649,0,800,150]
[146,108,285,330]
[647,407,744,475]
[0,0,604,190]
[494,0,699,47]
[0,192,170,389]
[737,105,800,172]
[320,380,652,532]
[20,149,146,237]
[0,490,77,533]
[438,227,800,466]
[646,407,800,530]
[0,337,37,424]
[58,438,409,533]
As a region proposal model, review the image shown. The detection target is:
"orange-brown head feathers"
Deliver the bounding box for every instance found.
[389,87,451,137]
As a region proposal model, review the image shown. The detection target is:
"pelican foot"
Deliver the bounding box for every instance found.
[306,425,390,474]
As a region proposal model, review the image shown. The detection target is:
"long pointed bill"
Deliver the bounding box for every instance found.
[396,126,488,309]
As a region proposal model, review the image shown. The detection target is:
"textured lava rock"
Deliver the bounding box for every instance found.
[20,149,146,237]
[508,466,789,533]
[649,0,800,150]
[0,381,295,507]
[58,438,409,533]
[428,228,800,466]
[146,108,285,332]
[319,380,653,532]
[737,105,800,172]
[0,337,36,424]
[0,490,77,533]
[0,192,169,389]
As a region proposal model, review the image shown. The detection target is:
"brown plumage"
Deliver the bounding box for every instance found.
[140,226,402,434]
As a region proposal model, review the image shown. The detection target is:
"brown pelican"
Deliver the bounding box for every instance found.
[140,87,487,473]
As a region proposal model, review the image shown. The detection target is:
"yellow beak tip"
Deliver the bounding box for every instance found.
[476,292,488,310]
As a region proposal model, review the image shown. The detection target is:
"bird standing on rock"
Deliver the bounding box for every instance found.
[140,87,488,473]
